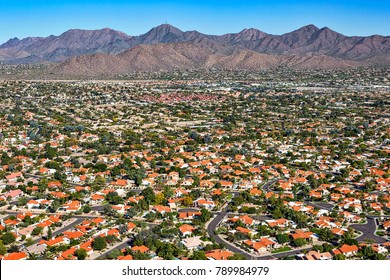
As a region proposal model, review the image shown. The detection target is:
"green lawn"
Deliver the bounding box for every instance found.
[271,246,291,254]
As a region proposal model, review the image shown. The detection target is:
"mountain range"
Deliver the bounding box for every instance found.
[1,24,389,74]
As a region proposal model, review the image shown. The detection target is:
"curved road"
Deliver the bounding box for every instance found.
[207,175,389,260]
[206,178,309,260]
[349,217,388,243]
[207,205,254,259]
[261,178,280,193]
[258,177,389,244]
[207,211,313,260]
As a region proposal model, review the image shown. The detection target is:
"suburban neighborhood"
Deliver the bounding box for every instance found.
[0,67,389,260]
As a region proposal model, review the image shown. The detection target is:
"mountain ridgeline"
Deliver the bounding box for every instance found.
[1,24,389,74]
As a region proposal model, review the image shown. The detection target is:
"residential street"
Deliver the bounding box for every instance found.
[33,218,86,245]
[349,217,389,243]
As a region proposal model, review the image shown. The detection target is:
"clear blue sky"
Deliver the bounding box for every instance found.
[0,0,389,43]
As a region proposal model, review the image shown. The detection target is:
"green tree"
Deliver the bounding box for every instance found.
[257,225,271,236]
[45,147,57,159]
[2,232,16,245]
[272,207,283,219]
[93,175,106,191]
[200,208,211,223]
[8,244,19,253]
[95,163,108,172]
[227,253,246,260]
[25,238,34,247]
[47,227,53,240]
[292,238,306,247]
[106,249,121,260]
[105,234,117,244]
[232,195,244,206]
[155,193,165,205]
[333,253,346,260]
[190,250,207,260]
[83,205,92,213]
[359,245,387,260]
[32,226,43,236]
[75,248,88,260]
[0,240,7,255]
[182,196,193,207]
[92,236,107,250]
[18,197,29,206]
[276,233,290,244]
[141,187,155,204]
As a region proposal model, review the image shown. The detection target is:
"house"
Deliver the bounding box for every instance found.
[181,178,194,186]
[79,240,94,255]
[178,211,201,220]
[382,220,390,231]
[91,194,105,205]
[179,224,195,236]
[39,236,70,247]
[127,195,144,204]
[3,189,23,199]
[60,247,77,260]
[266,218,291,229]
[332,244,359,257]
[5,172,23,183]
[152,205,171,214]
[239,215,255,226]
[62,200,81,212]
[205,249,233,260]
[331,228,347,236]
[112,204,131,214]
[2,252,28,260]
[25,244,47,255]
[118,255,133,260]
[235,226,252,235]
[167,198,181,208]
[110,179,131,189]
[26,199,40,209]
[63,231,84,240]
[249,188,262,196]
[244,238,275,252]
[219,180,234,189]
[127,222,136,232]
[174,188,189,197]
[91,217,106,226]
[18,225,35,238]
[132,245,149,253]
[301,251,333,260]
[290,230,314,242]
[107,228,120,237]
[193,198,215,209]
[48,181,62,188]
[181,236,212,250]
[200,180,214,188]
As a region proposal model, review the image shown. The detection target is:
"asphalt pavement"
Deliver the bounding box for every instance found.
[349,217,389,243]
[33,218,85,245]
